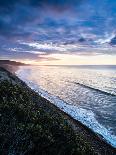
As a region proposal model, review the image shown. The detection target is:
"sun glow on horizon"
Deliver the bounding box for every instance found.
[17,54,116,66]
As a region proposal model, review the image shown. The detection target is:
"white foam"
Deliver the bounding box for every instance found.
[17,72,116,148]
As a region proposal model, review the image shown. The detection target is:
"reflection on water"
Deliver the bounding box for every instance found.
[16,65,116,147]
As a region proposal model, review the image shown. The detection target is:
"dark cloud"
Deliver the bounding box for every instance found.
[0,0,116,62]
[0,0,84,40]
[0,50,39,60]
[0,0,83,16]
[0,48,59,61]
[110,36,116,46]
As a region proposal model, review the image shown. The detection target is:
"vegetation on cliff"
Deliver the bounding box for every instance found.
[0,68,95,155]
[0,67,115,155]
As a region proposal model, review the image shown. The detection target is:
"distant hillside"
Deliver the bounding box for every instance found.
[0,60,27,66]
[0,60,28,73]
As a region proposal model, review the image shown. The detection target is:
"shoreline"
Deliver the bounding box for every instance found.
[16,65,116,148]
[23,79,116,149]
[0,66,116,154]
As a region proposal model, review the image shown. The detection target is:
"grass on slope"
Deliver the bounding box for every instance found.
[0,80,94,155]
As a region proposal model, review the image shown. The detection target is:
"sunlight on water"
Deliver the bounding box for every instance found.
[16,65,116,147]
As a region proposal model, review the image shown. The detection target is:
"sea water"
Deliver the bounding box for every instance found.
[16,65,116,148]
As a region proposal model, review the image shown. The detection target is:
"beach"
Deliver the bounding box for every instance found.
[16,65,116,148]
[0,66,116,154]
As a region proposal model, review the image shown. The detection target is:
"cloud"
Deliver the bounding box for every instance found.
[110,36,116,46]
[0,48,59,62]
[0,0,116,62]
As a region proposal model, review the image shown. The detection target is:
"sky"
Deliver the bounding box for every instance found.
[0,0,116,65]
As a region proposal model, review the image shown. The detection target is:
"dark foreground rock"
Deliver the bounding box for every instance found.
[0,67,116,155]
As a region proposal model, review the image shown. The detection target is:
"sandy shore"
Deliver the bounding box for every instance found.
[0,66,116,155]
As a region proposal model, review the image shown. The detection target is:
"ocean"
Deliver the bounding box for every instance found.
[16,65,116,148]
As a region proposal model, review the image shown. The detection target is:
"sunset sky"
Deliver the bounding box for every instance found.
[0,0,116,65]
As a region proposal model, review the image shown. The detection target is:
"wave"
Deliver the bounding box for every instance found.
[27,81,116,148]
[16,72,116,148]
[71,81,116,96]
